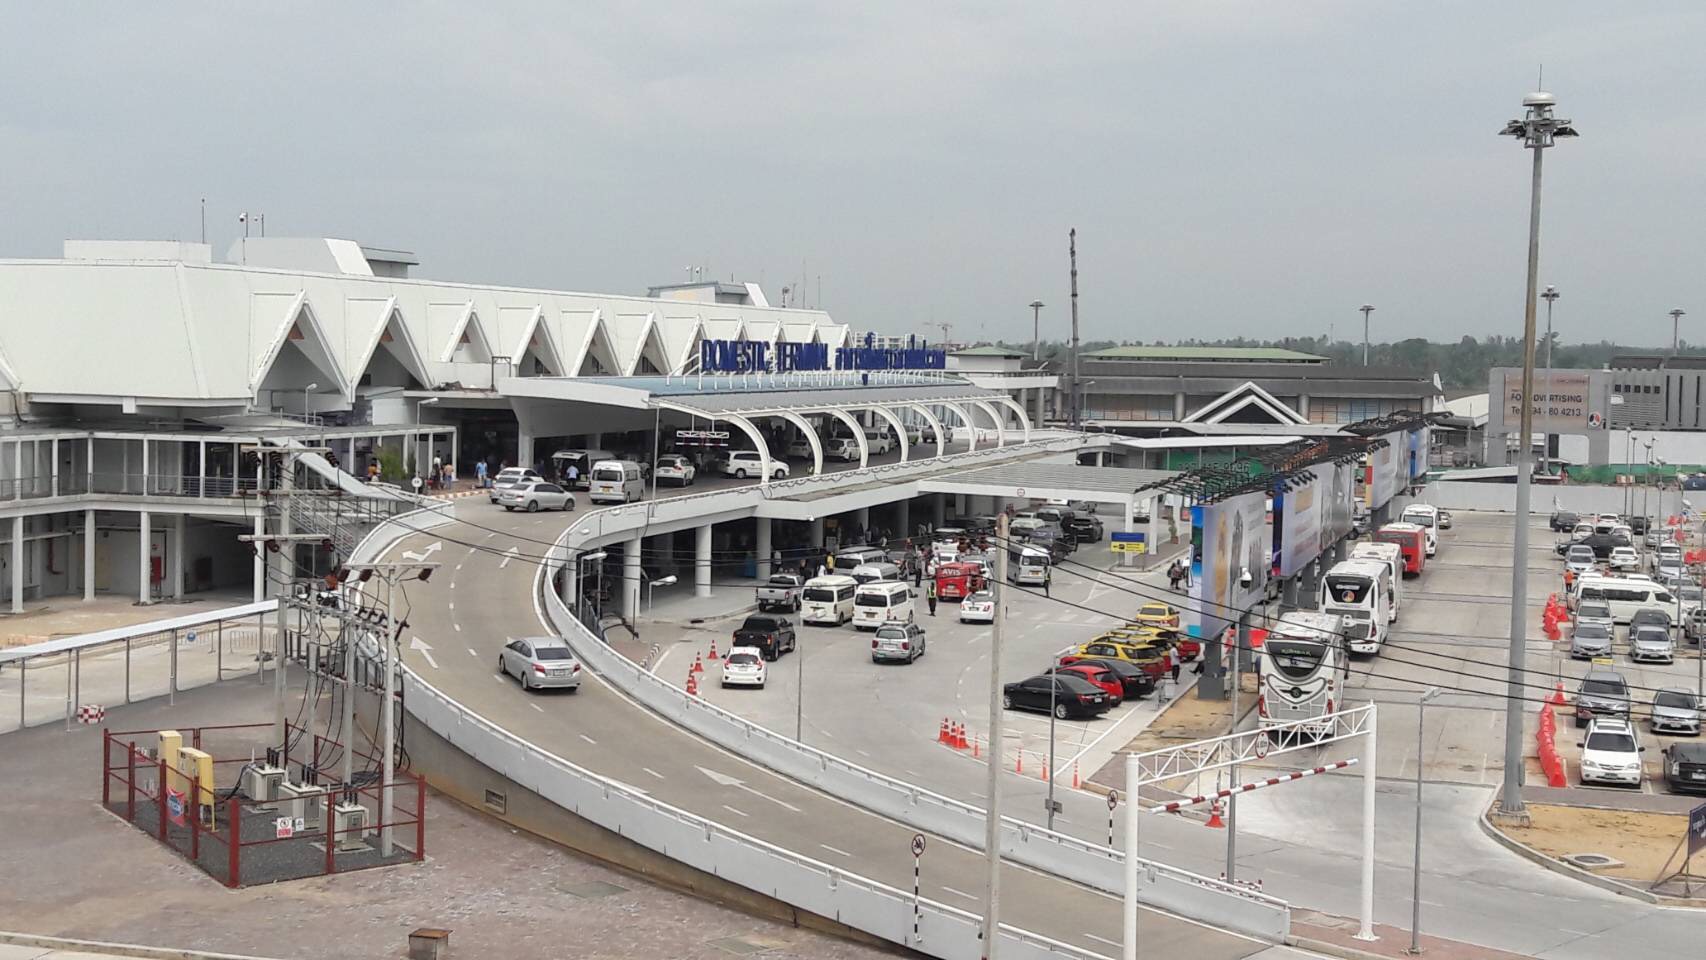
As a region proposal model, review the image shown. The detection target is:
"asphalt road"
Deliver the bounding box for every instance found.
[380,497,1290,960]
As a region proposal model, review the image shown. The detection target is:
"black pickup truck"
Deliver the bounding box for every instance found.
[732,614,798,661]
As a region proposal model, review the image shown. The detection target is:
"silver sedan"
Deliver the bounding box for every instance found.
[1651,688,1701,736]
[498,637,583,691]
[498,480,575,513]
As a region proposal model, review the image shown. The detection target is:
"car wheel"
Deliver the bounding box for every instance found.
[773,469,786,480]
[1054,703,1071,720]
[735,469,748,479]
[497,656,508,678]
[521,670,532,691]
[526,500,540,513]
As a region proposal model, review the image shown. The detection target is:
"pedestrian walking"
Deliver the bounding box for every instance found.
[1167,560,1184,592]
[1043,566,1052,598]
[817,563,827,578]
[926,579,938,616]
[913,561,923,588]
[826,552,835,573]
[475,459,488,489]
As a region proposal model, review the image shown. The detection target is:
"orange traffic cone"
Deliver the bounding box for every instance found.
[1206,800,1225,828]
[686,673,699,697]
[707,640,720,661]
[953,722,969,750]
[1041,759,1050,782]
[1015,751,1024,775]
[1552,682,1567,706]
[972,734,981,759]
[693,653,705,674]
[938,718,952,744]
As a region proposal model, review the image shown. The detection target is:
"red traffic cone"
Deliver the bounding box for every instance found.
[707,640,720,661]
[972,734,981,759]
[1041,759,1050,782]
[938,718,951,744]
[686,673,699,697]
[1206,800,1225,828]
[1072,760,1081,789]
[1552,682,1566,706]
[692,653,704,674]
[1015,751,1024,775]
[953,722,968,750]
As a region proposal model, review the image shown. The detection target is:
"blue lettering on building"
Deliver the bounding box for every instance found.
[698,333,945,374]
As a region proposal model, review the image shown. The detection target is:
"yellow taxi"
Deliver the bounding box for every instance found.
[1131,602,1182,630]
[1062,637,1169,680]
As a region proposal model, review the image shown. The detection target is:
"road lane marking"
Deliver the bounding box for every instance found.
[402,540,442,563]
[409,637,438,669]
[696,765,803,812]
[449,581,455,590]
[940,886,979,901]
[454,624,462,632]
[455,563,464,571]
[530,703,544,712]
[493,674,505,683]
[819,844,853,857]
[499,546,520,569]
[579,734,597,745]
[468,648,478,657]
[447,602,454,611]
[721,804,749,818]
[642,767,665,780]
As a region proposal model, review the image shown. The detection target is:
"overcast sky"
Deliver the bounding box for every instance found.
[3,2,1703,347]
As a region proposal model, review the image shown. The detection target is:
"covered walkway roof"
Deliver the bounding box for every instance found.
[919,463,1176,503]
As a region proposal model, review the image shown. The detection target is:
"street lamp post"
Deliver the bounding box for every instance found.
[1409,686,1443,955]
[1540,286,1559,475]
[302,382,318,417]
[1672,309,1687,354]
[1359,305,1375,366]
[1496,89,1577,822]
[1029,300,1045,362]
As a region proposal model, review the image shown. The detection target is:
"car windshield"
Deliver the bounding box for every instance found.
[1634,627,1670,643]
[534,647,573,661]
[1585,731,1636,753]
[875,627,908,640]
[1578,603,1612,619]
[727,653,760,666]
[1568,547,1594,560]
[855,593,893,607]
[1583,678,1627,696]
[966,592,993,604]
[1574,623,1610,639]
[1656,690,1696,709]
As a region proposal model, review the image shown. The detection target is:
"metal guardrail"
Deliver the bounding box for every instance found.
[0,472,265,502]
[0,601,280,735]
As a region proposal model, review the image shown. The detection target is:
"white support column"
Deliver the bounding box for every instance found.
[50,438,59,497]
[1357,706,1380,941]
[694,524,713,598]
[932,494,946,528]
[854,507,870,536]
[138,511,152,604]
[198,439,207,497]
[755,518,773,580]
[1122,499,1137,569]
[11,441,20,501]
[10,516,23,614]
[141,437,150,496]
[86,436,93,492]
[83,509,96,601]
[560,554,577,611]
[622,533,642,620]
[171,513,187,599]
[518,427,535,472]
[252,513,265,602]
[809,517,825,555]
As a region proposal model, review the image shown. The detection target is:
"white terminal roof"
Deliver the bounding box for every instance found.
[0,244,845,408]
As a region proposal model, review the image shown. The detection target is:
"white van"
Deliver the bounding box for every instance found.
[862,428,895,455]
[849,562,901,585]
[834,546,889,569]
[1399,504,1439,557]
[1009,547,1050,586]
[588,459,644,503]
[552,448,614,489]
[801,575,858,625]
[1570,574,1675,623]
[1350,541,1404,621]
[853,580,915,629]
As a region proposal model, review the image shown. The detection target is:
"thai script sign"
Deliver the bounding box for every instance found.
[700,334,945,374]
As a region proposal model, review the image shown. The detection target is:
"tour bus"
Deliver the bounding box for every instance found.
[1350,541,1405,618]
[1258,611,1350,736]
[1373,522,1427,575]
[934,561,986,601]
[801,574,858,625]
[1568,573,1676,623]
[1398,504,1440,557]
[1321,559,1393,654]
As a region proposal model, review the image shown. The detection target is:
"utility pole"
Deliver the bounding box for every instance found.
[1496,88,1576,823]
[1029,300,1044,362]
[1360,305,1375,366]
[1068,229,1080,428]
[980,514,1009,959]
[1671,308,1687,354]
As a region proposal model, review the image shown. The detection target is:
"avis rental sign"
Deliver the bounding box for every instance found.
[1487,367,1612,437]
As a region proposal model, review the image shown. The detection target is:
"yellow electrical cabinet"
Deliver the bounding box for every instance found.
[158,730,185,795]
[177,747,216,826]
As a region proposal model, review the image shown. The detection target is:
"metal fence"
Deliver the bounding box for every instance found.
[0,601,279,735]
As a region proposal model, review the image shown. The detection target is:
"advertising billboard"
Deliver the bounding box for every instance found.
[1365,435,1403,510]
[1190,491,1269,641]
[1407,428,1424,482]
[1272,461,1357,579]
[1487,367,1612,436]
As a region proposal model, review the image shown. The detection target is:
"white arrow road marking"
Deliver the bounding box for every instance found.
[578,734,597,745]
[402,540,443,563]
[696,766,802,813]
[468,648,478,657]
[497,546,521,568]
[642,767,665,780]
[409,637,438,669]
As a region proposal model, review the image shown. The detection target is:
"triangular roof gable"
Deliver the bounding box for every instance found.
[559,308,599,374]
[1185,381,1308,425]
[628,313,673,375]
[438,301,496,364]
[607,311,652,375]
[0,333,22,391]
[744,318,780,345]
[657,314,702,374]
[779,320,816,345]
[250,291,347,396]
[506,305,566,377]
[578,311,620,376]
[701,317,744,343]
[347,296,432,397]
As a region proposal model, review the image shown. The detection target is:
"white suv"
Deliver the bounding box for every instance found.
[721,450,789,480]
[1578,717,1645,788]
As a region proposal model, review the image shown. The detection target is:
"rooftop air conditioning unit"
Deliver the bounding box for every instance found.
[276,781,327,831]
[241,764,286,805]
[332,802,371,852]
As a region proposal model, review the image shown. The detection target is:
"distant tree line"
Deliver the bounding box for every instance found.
[987,336,1706,390]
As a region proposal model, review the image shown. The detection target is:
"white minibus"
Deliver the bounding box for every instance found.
[853,581,915,629]
[801,575,858,625]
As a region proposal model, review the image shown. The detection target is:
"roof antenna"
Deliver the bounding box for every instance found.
[1537,63,1544,89]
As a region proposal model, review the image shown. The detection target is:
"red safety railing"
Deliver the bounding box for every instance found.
[101,722,425,887]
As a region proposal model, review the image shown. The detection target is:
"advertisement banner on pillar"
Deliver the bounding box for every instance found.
[1189,491,1268,641]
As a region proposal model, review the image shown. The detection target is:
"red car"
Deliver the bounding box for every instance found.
[1057,664,1124,706]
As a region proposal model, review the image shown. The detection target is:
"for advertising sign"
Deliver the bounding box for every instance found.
[1365,438,1401,510]
[1190,491,1268,640]
[1272,463,1356,579]
[1487,368,1611,436]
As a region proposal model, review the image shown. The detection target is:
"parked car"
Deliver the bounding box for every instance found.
[784,438,814,460]
[498,480,575,513]
[1131,602,1183,631]
[1629,607,1672,635]
[653,454,697,486]
[1063,515,1105,543]
[756,574,803,613]
[1662,742,1706,794]
[1002,672,1112,719]
[1061,639,1168,683]
[720,647,767,688]
[1686,606,1706,644]
[1630,624,1676,664]
[959,590,995,624]
[1631,515,1651,536]
[1650,688,1702,736]
[1575,668,1632,727]
[1549,510,1580,532]
[1645,529,1665,549]
[732,614,797,661]
[1574,600,1615,635]
[1608,546,1642,572]
[1057,664,1125,705]
[489,467,544,503]
[1437,509,1453,530]
[1565,544,1598,577]
[496,636,582,692]
[1568,621,1613,660]
[871,621,927,663]
[722,450,789,480]
[1056,656,1155,699]
[1578,717,1645,788]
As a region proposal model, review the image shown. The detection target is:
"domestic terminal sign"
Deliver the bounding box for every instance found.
[701,333,946,375]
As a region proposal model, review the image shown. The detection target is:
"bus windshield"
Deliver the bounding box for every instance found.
[1266,641,1326,680]
[1325,575,1375,605]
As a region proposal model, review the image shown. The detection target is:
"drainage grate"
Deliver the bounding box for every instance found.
[1562,852,1624,870]
[483,788,507,814]
[707,935,791,955]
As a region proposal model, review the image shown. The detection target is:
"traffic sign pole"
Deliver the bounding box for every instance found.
[911,833,926,944]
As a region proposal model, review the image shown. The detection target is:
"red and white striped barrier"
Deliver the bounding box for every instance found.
[1148,758,1358,814]
[76,704,106,725]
